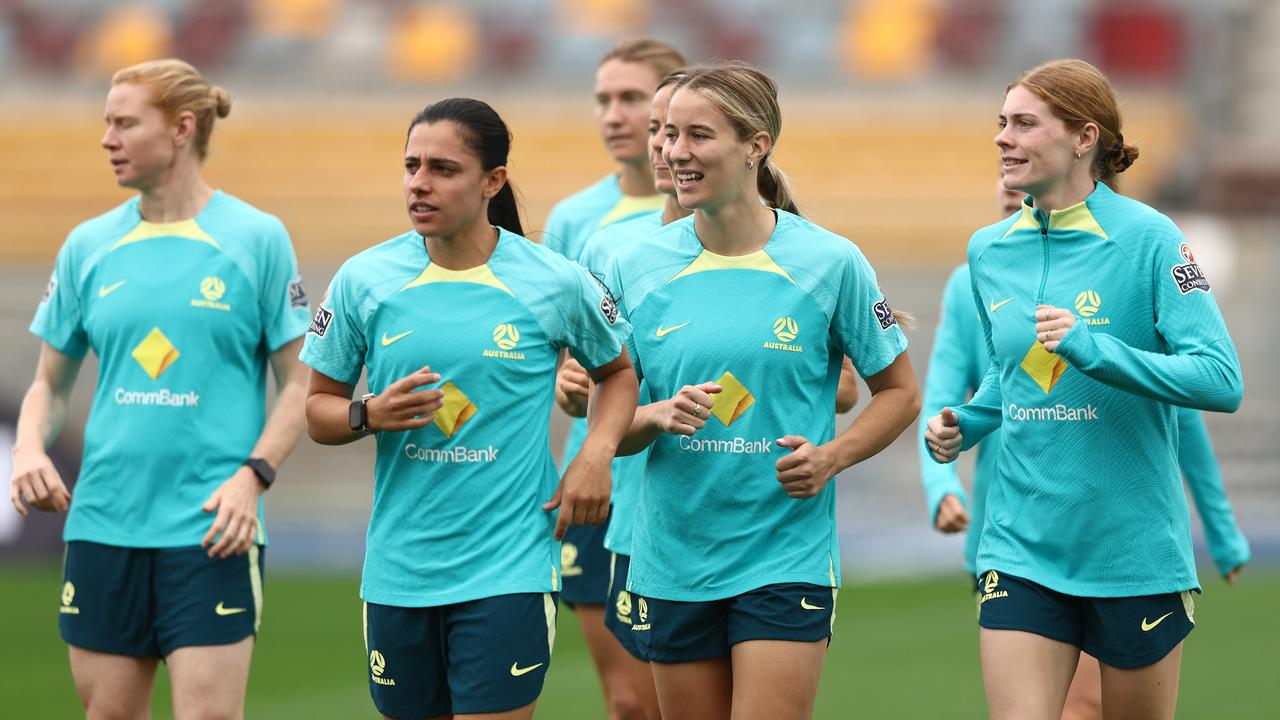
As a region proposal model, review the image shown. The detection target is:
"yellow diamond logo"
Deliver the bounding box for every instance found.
[434,381,477,438]
[1020,341,1068,394]
[200,276,225,302]
[710,371,755,426]
[131,327,180,380]
[772,316,799,343]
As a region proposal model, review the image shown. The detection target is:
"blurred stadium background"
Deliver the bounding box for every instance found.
[0,0,1277,717]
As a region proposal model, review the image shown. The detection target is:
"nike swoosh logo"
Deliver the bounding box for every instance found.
[381,330,413,347]
[989,297,1014,313]
[510,662,544,677]
[98,280,127,298]
[215,601,247,616]
[655,322,689,337]
[800,597,825,611]
[1141,611,1175,632]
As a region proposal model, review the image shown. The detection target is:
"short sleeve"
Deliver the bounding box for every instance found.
[604,252,642,380]
[830,245,908,378]
[558,260,630,371]
[298,266,367,385]
[257,218,311,351]
[29,238,90,358]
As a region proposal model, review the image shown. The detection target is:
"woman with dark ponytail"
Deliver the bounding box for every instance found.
[300,98,638,720]
[605,62,920,719]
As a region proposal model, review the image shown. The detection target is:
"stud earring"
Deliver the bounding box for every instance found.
[746,159,754,169]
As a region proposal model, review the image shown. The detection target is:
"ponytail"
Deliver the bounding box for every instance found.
[756,160,800,216]
[488,180,524,236]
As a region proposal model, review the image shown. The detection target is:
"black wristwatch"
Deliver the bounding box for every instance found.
[349,392,377,434]
[244,457,276,490]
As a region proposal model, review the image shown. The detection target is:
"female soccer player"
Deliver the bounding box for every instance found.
[926,59,1244,720]
[920,177,1250,720]
[608,62,920,720]
[300,98,637,720]
[542,36,686,718]
[10,59,312,718]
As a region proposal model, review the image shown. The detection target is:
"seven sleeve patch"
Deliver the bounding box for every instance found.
[288,277,309,308]
[308,306,333,336]
[874,297,897,330]
[1171,243,1210,294]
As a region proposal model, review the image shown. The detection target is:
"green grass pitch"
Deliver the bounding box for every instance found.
[2,566,1275,718]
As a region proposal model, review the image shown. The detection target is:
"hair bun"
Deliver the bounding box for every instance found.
[1109,142,1138,174]
[210,85,232,118]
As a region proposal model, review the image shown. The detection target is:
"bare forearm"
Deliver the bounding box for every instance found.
[247,377,309,466]
[579,368,638,461]
[825,385,920,472]
[617,402,665,456]
[13,380,66,454]
[305,392,364,445]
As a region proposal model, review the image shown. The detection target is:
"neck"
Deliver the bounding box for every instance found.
[424,217,499,270]
[661,194,691,225]
[616,160,657,197]
[694,193,775,256]
[137,160,213,223]
[1031,171,1095,215]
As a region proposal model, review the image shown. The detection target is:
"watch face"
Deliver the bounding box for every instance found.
[349,399,365,431]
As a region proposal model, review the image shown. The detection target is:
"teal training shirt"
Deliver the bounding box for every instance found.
[920,266,1248,577]
[578,211,664,556]
[542,175,665,474]
[954,182,1243,597]
[918,264,1000,575]
[607,211,908,601]
[299,228,629,607]
[30,191,311,547]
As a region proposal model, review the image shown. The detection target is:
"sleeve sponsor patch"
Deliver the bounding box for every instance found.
[41,275,57,304]
[288,277,309,308]
[308,306,333,337]
[873,297,897,330]
[589,270,619,324]
[1171,243,1210,294]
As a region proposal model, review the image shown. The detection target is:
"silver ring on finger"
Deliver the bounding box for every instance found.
[693,403,701,417]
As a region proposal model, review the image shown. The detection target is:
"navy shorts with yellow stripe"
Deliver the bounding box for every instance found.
[59,540,264,658]
[976,569,1195,669]
[605,553,644,660]
[630,583,836,663]
[559,506,612,608]
[364,592,558,718]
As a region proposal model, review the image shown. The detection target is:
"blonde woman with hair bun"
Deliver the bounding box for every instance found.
[10,58,313,717]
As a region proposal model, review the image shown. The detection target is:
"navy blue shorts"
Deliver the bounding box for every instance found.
[560,506,612,608]
[630,583,836,663]
[363,593,558,718]
[604,553,645,661]
[977,570,1195,669]
[60,540,263,658]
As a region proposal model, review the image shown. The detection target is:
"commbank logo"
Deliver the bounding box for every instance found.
[132,327,180,380]
[433,381,476,438]
[709,371,755,427]
[1019,341,1067,394]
